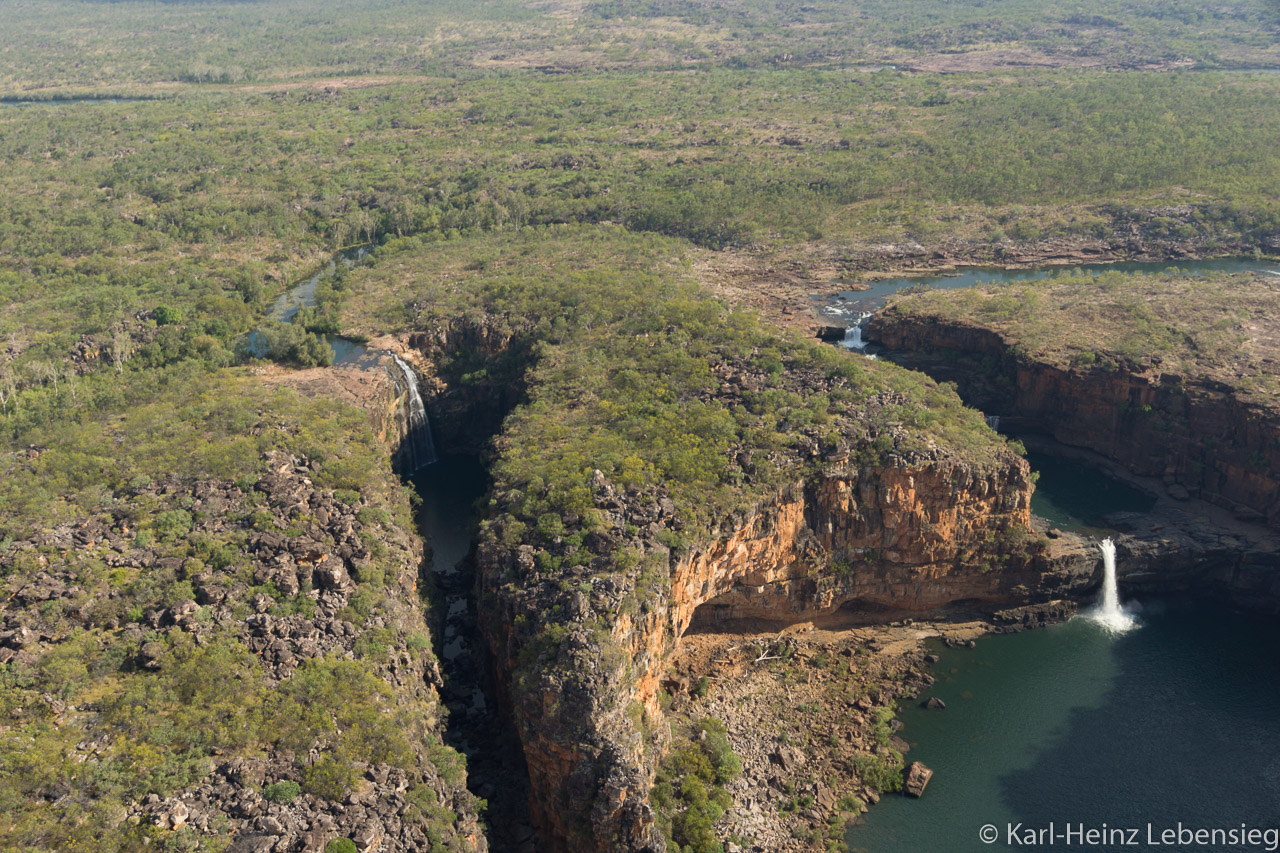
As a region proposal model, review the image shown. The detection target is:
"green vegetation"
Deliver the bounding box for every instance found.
[345,227,1012,549]
[2,69,1280,391]
[263,780,302,804]
[2,1,1279,849]
[0,375,471,850]
[1,0,1275,92]
[883,270,1280,399]
[652,718,743,853]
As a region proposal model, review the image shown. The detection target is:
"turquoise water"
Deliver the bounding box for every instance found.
[848,603,1280,852]
[1027,452,1156,531]
[816,258,1277,323]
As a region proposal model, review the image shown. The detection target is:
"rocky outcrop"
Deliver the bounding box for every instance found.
[256,360,423,466]
[903,762,933,797]
[679,462,1087,632]
[0,451,486,852]
[1037,504,1280,613]
[477,451,1090,852]
[393,316,533,456]
[867,313,1280,528]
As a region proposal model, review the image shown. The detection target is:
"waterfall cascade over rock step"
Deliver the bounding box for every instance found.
[1087,537,1137,633]
[390,353,437,472]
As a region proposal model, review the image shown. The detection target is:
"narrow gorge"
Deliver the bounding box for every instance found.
[278,236,1280,853]
[347,313,1089,851]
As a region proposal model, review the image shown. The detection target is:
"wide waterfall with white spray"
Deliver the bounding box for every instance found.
[1087,537,1136,633]
[391,353,438,472]
[842,311,874,352]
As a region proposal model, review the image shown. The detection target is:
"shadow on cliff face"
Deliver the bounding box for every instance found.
[412,456,536,852]
[399,325,539,852]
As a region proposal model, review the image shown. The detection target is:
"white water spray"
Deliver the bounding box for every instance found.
[842,326,866,350]
[391,353,437,472]
[841,312,874,353]
[1087,538,1137,633]
[985,415,1000,431]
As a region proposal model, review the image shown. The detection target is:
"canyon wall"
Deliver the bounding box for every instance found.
[867,314,1280,528]
[475,452,1089,852]
[403,317,533,456]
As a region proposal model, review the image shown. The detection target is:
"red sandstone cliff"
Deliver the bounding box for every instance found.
[867,313,1280,528]
[476,451,1085,852]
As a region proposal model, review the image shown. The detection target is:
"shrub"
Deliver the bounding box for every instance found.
[303,757,357,801]
[153,306,183,326]
[263,780,301,803]
[152,509,193,542]
[652,717,742,852]
[325,840,358,853]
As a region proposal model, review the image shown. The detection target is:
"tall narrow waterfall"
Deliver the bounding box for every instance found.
[1088,538,1136,633]
[391,353,437,473]
[985,415,1000,431]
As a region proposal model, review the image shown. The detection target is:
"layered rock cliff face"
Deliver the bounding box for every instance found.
[1045,513,1280,614]
[401,317,533,456]
[476,452,1087,852]
[378,305,1102,852]
[867,314,1280,528]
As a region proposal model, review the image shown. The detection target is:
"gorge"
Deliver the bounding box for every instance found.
[5,4,1280,851]
[249,234,1280,853]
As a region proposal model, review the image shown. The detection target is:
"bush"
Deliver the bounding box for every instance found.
[263,780,301,803]
[153,305,183,326]
[325,840,358,853]
[652,717,742,852]
[303,757,357,801]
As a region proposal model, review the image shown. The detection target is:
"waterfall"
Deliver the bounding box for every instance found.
[985,415,1000,431]
[1087,538,1137,633]
[841,312,874,352]
[841,325,867,350]
[391,353,438,472]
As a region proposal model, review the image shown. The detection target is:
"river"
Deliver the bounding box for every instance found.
[815,257,1280,324]
[847,599,1280,852]
[245,245,373,365]
[827,257,1280,851]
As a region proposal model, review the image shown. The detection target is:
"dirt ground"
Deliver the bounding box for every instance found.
[663,616,990,851]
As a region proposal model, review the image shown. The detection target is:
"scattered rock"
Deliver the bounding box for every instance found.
[904,761,933,797]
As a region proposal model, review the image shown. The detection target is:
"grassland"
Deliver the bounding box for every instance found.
[1,0,1276,93]
[2,68,1279,410]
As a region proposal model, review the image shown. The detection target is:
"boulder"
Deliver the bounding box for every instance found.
[904,761,933,797]
[920,696,946,710]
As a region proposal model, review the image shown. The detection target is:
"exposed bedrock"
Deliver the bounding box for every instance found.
[1043,509,1280,614]
[866,313,1280,528]
[365,314,1279,852]
[476,454,1089,852]
[403,317,534,456]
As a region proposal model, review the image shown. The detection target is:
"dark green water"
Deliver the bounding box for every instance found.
[1027,452,1156,531]
[848,604,1280,852]
[410,455,487,575]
